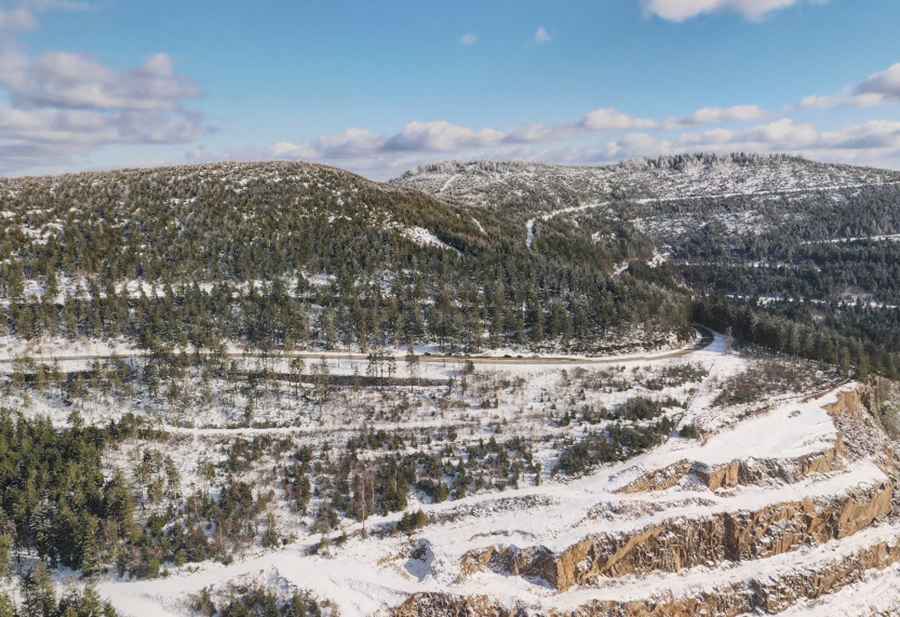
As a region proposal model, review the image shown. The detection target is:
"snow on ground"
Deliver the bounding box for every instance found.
[609,385,843,492]
[751,562,900,616]
[800,233,900,245]
[0,334,139,363]
[94,452,889,617]
[5,329,896,617]
[396,225,460,254]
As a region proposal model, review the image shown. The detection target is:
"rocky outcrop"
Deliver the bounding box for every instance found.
[400,537,900,617]
[393,593,520,617]
[703,439,845,490]
[619,437,845,494]
[694,444,844,491]
[460,482,892,591]
[824,388,869,419]
[751,538,900,613]
[616,461,693,493]
[459,545,554,582]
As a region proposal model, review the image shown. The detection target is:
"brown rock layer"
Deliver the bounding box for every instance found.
[616,461,693,494]
[461,482,892,591]
[400,536,900,616]
[619,436,845,495]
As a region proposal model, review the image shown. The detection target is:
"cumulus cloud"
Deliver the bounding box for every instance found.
[505,123,555,144]
[385,120,506,152]
[673,104,765,126]
[642,0,822,22]
[534,26,552,44]
[313,128,384,158]
[675,118,900,154]
[800,62,900,110]
[273,120,514,163]
[0,50,199,111]
[607,132,675,159]
[271,141,314,158]
[459,33,478,46]
[678,127,736,144]
[0,3,204,172]
[820,121,900,150]
[742,118,819,146]
[800,93,885,110]
[856,63,900,99]
[580,107,657,130]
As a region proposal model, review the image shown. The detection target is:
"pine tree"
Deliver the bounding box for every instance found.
[0,534,11,578]
[22,563,56,617]
[79,515,100,575]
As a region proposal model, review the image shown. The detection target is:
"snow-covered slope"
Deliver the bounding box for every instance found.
[396,153,900,310]
[392,154,900,213]
[45,336,896,617]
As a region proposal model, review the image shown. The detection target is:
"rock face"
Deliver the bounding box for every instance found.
[393,594,519,617]
[399,536,900,616]
[616,461,693,493]
[752,539,900,613]
[460,482,892,591]
[618,438,845,495]
[825,388,869,418]
[697,438,845,491]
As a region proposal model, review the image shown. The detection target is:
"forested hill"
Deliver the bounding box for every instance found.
[0,161,691,354]
[397,153,900,375]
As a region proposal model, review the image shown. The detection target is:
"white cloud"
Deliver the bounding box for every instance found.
[800,62,900,110]
[272,141,317,158]
[856,63,900,99]
[0,50,199,111]
[678,127,736,144]
[273,120,513,163]
[609,132,675,158]
[505,123,554,143]
[580,107,657,130]
[385,120,506,152]
[674,104,765,126]
[743,118,819,146]
[0,4,204,172]
[820,121,900,150]
[674,118,900,154]
[534,26,552,44]
[459,33,478,46]
[800,93,886,110]
[315,128,384,158]
[642,0,822,22]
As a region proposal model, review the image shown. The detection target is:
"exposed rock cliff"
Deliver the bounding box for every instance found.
[461,481,892,591]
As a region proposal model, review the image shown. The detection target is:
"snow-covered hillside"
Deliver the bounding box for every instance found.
[393,154,900,213]
[2,155,900,617]
[3,334,897,616]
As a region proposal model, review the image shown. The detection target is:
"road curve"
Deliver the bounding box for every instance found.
[0,327,717,369]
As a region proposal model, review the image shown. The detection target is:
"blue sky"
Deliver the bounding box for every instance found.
[1,0,899,178]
